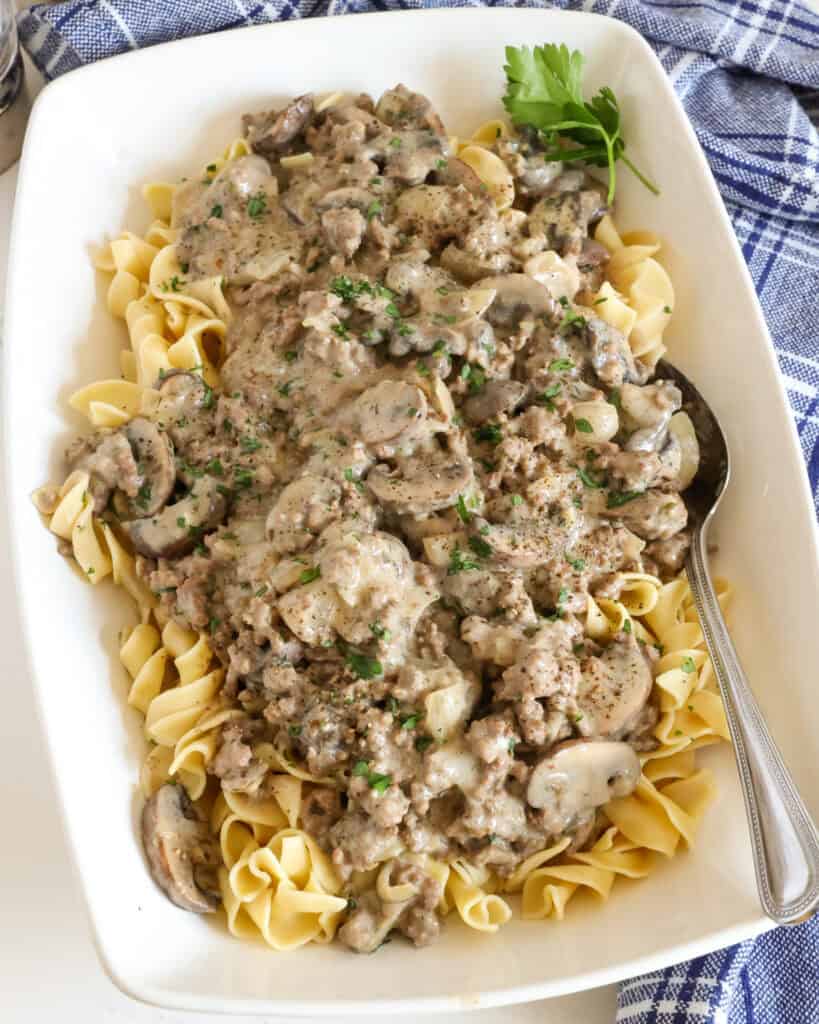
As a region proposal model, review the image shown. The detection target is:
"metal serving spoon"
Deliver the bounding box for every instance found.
[657,359,819,925]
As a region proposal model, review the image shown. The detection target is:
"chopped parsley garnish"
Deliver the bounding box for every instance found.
[415,735,434,753]
[370,622,392,642]
[473,423,503,445]
[176,516,187,528]
[160,275,185,293]
[468,534,493,559]
[436,286,450,296]
[329,275,372,302]
[389,137,402,148]
[663,305,672,314]
[577,466,605,489]
[606,489,644,508]
[299,567,321,585]
[288,724,302,737]
[210,204,223,218]
[241,436,262,452]
[510,494,523,506]
[385,302,401,319]
[566,554,585,571]
[397,323,415,337]
[331,322,351,340]
[206,163,217,172]
[209,616,221,634]
[247,193,267,218]
[681,656,696,674]
[432,339,448,357]
[460,363,486,394]
[574,417,593,434]
[455,494,472,524]
[255,585,268,597]
[366,200,382,220]
[416,360,430,377]
[608,387,621,409]
[401,712,422,731]
[201,381,214,409]
[560,307,587,332]
[345,651,384,680]
[434,313,457,325]
[536,382,562,411]
[549,357,575,373]
[278,380,294,397]
[448,544,480,575]
[136,482,152,509]
[593,296,608,305]
[343,467,364,492]
[435,158,448,170]
[205,458,223,476]
[233,467,254,490]
[623,618,632,634]
[284,350,298,363]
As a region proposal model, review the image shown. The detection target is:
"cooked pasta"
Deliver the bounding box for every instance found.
[34,82,729,955]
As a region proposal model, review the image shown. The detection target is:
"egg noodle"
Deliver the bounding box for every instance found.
[33,112,730,951]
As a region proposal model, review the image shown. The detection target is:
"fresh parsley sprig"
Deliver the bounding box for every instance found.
[502,43,658,203]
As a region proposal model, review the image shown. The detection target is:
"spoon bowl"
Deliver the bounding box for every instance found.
[657,358,819,925]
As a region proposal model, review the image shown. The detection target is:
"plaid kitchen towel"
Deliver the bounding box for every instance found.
[16,1,819,1021]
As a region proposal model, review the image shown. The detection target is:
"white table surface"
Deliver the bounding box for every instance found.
[0,52,618,1024]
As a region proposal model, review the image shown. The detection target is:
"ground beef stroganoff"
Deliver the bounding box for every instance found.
[35,80,731,954]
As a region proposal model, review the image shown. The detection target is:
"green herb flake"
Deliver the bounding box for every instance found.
[299,567,321,585]
[577,466,605,489]
[681,656,697,674]
[247,193,267,218]
[255,585,269,598]
[606,489,644,508]
[566,553,585,571]
[136,482,152,509]
[574,417,594,434]
[366,200,383,221]
[210,203,223,218]
[447,544,480,576]
[233,467,254,490]
[241,436,262,452]
[468,534,493,559]
[415,735,434,753]
[473,423,503,445]
[370,621,392,642]
[455,494,472,524]
[401,713,421,731]
[511,494,523,506]
[346,651,384,680]
[288,724,302,737]
[205,457,223,476]
[549,358,575,373]
[623,618,632,634]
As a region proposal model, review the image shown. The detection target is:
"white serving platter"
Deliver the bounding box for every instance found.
[4,7,818,1016]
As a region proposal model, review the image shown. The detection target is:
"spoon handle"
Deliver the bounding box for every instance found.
[686,527,819,924]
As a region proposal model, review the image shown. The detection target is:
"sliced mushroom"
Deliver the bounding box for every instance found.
[477,274,556,326]
[528,190,607,255]
[112,418,175,519]
[621,381,682,452]
[475,520,571,570]
[418,285,496,323]
[242,94,314,157]
[384,257,455,300]
[156,371,213,447]
[141,783,221,913]
[601,489,688,541]
[125,476,227,558]
[584,317,640,388]
[347,380,428,448]
[315,186,376,215]
[367,446,473,516]
[526,740,640,833]
[463,380,527,426]
[439,242,512,285]
[577,635,654,736]
[66,431,140,514]
[375,84,446,135]
[266,474,343,554]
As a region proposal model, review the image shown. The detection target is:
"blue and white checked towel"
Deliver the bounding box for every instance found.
[17,1,819,1020]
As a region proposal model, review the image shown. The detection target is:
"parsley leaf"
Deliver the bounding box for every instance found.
[473,423,503,445]
[574,417,594,434]
[299,567,321,585]
[681,656,696,674]
[455,494,472,524]
[345,651,384,680]
[502,43,659,203]
[606,489,644,508]
[468,534,493,559]
[448,544,480,576]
